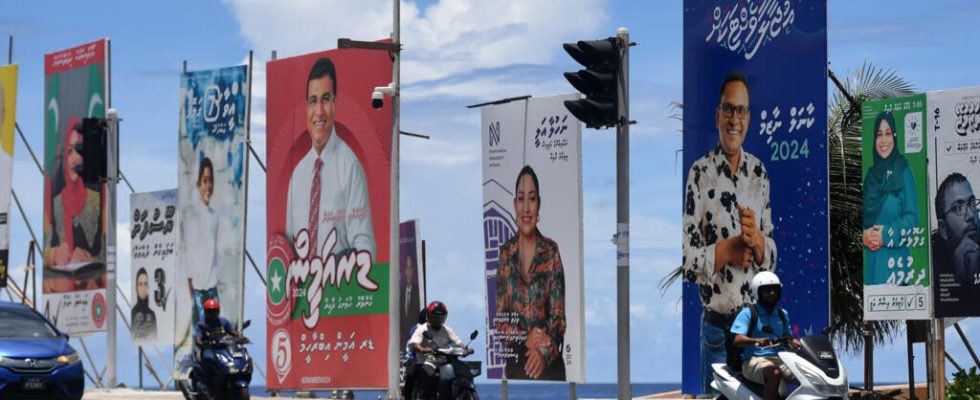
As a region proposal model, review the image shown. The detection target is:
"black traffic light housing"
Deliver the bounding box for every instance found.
[79,117,108,184]
[563,38,621,129]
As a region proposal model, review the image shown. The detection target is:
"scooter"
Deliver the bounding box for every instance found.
[177,320,254,400]
[413,330,482,400]
[711,335,848,400]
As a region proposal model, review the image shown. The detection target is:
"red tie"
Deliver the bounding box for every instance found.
[309,157,323,257]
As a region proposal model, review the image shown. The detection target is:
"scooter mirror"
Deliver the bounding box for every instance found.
[470,330,479,340]
[242,320,251,330]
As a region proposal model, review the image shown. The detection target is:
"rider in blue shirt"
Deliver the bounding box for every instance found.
[730,272,801,400]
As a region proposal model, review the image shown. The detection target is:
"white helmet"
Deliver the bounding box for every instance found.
[750,271,782,300]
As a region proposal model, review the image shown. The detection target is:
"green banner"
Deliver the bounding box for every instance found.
[861,94,932,320]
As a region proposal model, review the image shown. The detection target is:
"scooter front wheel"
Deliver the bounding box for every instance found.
[232,386,250,400]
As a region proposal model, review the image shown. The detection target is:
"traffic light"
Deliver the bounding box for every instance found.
[563,38,621,129]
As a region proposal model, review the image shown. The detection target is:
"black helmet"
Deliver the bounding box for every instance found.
[427,301,447,328]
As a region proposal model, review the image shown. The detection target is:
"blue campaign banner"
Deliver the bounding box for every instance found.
[680,1,828,394]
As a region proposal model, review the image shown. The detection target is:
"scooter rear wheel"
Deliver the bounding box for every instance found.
[232,386,250,400]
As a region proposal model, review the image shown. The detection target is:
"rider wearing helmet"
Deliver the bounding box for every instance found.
[730,272,801,400]
[194,299,239,349]
[409,301,474,398]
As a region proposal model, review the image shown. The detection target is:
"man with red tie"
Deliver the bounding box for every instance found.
[286,58,376,260]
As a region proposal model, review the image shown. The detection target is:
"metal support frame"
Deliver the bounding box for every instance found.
[953,322,980,368]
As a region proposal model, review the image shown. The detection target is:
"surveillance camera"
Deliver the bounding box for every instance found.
[372,83,396,110]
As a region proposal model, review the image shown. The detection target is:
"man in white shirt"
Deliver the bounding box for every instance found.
[185,157,219,325]
[286,57,375,259]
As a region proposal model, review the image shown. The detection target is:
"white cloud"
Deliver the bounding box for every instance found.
[223,0,610,85]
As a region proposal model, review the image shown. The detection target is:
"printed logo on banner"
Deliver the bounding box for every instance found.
[489,121,501,147]
[905,112,923,154]
[92,292,106,329]
[272,329,292,384]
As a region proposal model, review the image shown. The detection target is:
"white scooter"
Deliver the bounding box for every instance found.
[711,335,848,400]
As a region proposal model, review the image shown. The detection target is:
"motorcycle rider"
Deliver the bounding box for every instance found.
[730,272,801,400]
[194,300,244,389]
[409,301,474,399]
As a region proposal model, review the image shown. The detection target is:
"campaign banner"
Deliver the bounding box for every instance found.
[175,65,249,371]
[927,87,980,318]
[265,46,392,390]
[0,64,17,288]
[481,94,585,382]
[130,189,177,345]
[398,219,425,346]
[681,1,828,394]
[42,39,109,335]
[861,95,931,320]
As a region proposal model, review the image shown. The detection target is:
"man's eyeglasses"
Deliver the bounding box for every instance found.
[306,93,336,107]
[944,197,980,218]
[718,102,749,120]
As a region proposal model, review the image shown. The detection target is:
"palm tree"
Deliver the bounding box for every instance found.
[827,61,915,353]
[661,61,917,355]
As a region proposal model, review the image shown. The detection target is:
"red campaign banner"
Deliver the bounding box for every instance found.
[44,40,106,75]
[265,43,393,390]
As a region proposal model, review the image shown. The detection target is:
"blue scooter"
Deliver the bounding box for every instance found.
[178,320,254,400]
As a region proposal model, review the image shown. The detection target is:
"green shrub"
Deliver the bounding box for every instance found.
[947,366,980,400]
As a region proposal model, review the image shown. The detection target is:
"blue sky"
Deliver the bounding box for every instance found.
[2,0,979,391]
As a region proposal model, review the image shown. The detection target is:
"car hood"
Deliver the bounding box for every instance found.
[0,337,72,358]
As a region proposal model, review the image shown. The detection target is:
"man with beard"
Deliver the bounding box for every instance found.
[932,173,980,300]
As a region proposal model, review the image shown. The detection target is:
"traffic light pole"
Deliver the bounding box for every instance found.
[106,108,120,389]
[614,27,631,400]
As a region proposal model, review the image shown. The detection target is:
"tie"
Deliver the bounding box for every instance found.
[309,158,323,257]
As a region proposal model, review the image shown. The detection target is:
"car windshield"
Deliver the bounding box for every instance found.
[0,308,60,339]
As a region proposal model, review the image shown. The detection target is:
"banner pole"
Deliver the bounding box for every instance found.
[388,0,402,396]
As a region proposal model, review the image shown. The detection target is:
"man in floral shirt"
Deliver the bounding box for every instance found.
[682,70,777,394]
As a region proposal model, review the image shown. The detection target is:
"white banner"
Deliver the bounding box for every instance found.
[481,94,585,382]
[129,189,177,345]
[928,86,980,318]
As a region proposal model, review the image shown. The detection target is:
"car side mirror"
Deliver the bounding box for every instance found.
[242,320,251,330]
[470,330,479,340]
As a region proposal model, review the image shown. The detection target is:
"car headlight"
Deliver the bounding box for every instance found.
[57,352,81,364]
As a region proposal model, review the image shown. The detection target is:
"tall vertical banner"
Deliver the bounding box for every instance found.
[398,219,425,346]
[0,64,17,289]
[265,46,392,390]
[927,87,980,318]
[861,95,931,320]
[130,189,177,345]
[681,1,828,394]
[42,40,109,335]
[175,66,249,369]
[481,94,585,382]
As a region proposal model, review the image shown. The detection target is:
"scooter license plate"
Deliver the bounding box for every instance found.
[21,377,46,390]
